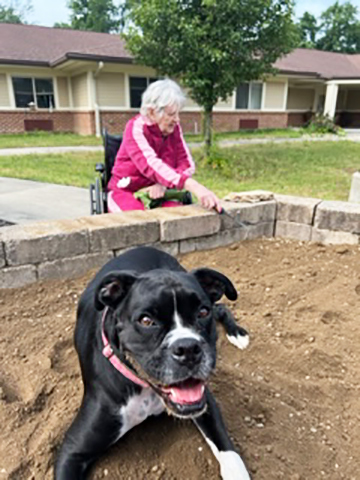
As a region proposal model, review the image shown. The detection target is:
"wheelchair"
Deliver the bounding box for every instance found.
[90,130,192,215]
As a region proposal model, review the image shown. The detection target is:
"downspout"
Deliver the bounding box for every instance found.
[93,61,104,137]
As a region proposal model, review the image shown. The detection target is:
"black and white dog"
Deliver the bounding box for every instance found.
[55,246,250,480]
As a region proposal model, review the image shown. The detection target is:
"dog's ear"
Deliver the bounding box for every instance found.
[95,271,138,310]
[191,268,237,303]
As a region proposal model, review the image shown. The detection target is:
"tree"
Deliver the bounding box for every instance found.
[123,0,297,149]
[0,4,21,22]
[0,0,32,24]
[316,1,360,53]
[297,12,319,48]
[68,0,121,33]
[53,22,73,29]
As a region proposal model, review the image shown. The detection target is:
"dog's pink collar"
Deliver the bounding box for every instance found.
[101,307,150,388]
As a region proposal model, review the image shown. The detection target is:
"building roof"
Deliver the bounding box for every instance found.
[0,23,132,66]
[1,23,360,79]
[274,48,360,80]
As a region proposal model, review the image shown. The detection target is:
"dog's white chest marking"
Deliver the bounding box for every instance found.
[119,388,165,438]
[205,438,251,480]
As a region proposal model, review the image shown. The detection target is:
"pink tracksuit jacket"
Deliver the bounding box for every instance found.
[108,114,196,194]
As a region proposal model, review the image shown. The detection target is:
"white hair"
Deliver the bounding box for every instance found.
[140,79,186,117]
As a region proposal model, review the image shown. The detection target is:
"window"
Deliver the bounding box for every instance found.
[236,82,263,110]
[34,79,55,108]
[236,83,249,109]
[129,76,158,108]
[12,77,33,108]
[12,77,55,109]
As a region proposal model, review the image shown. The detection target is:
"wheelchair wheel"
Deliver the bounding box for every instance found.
[95,177,102,214]
[89,183,96,215]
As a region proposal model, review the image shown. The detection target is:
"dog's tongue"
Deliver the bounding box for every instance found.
[169,380,204,405]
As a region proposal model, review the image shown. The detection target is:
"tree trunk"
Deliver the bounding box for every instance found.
[203,106,213,155]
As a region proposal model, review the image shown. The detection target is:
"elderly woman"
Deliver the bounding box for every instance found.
[107,79,222,213]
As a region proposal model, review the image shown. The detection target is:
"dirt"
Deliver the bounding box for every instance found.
[0,237,359,480]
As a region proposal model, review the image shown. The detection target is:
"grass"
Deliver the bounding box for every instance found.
[0,131,102,149]
[0,151,99,187]
[1,140,360,201]
[0,128,303,149]
[193,141,360,200]
[184,128,303,143]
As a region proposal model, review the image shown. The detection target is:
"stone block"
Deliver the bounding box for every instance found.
[311,228,359,245]
[78,212,159,252]
[179,222,274,254]
[38,252,114,281]
[114,242,180,258]
[150,205,221,242]
[0,265,37,289]
[246,222,275,240]
[314,201,360,233]
[180,228,248,254]
[220,200,276,230]
[348,171,360,203]
[179,239,197,255]
[150,242,180,257]
[275,194,321,225]
[223,190,274,203]
[0,219,89,266]
[275,221,312,242]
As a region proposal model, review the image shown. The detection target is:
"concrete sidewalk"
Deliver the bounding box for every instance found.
[0,177,90,225]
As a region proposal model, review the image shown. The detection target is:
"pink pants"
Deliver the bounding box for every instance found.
[107,190,181,212]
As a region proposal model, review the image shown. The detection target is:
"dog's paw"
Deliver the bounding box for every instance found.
[226,328,249,350]
[219,451,251,480]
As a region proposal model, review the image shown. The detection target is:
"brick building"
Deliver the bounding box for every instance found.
[1,23,360,135]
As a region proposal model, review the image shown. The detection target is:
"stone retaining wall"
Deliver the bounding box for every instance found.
[1,193,360,289]
[274,194,360,245]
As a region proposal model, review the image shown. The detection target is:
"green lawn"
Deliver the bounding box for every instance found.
[0,131,102,148]
[185,128,303,143]
[1,141,359,201]
[0,128,303,149]
[0,151,100,187]
[192,141,360,200]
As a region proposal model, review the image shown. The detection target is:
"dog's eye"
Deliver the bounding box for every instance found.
[138,316,154,327]
[198,307,210,319]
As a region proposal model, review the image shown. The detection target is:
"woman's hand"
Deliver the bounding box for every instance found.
[184,178,222,213]
[147,183,167,199]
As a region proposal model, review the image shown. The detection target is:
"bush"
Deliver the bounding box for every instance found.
[202,143,230,170]
[303,113,343,135]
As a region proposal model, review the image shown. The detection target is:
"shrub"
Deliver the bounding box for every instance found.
[203,144,230,170]
[303,113,343,135]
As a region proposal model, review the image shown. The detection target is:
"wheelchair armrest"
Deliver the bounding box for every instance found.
[95,163,105,173]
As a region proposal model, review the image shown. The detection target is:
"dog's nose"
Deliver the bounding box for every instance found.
[171,338,203,366]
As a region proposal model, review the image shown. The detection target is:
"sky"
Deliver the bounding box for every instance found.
[25,0,360,28]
